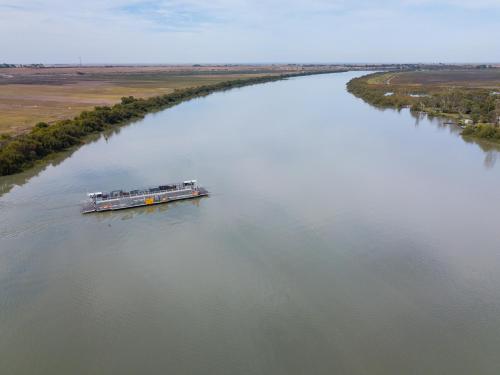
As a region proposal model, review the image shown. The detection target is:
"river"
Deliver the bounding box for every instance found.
[1,71,500,374]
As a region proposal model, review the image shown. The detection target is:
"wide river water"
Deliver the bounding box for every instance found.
[1,72,500,374]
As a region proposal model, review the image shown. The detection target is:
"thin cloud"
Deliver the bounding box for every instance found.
[0,0,498,63]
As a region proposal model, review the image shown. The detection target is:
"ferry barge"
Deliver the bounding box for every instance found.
[81,180,208,213]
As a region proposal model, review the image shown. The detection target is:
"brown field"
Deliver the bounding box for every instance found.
[388,69,500,88]
[0,64,341,135]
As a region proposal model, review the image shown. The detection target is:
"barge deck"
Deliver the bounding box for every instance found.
[82,180,208,213]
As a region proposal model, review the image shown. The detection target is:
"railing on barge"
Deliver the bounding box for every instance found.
[90,180,198,202]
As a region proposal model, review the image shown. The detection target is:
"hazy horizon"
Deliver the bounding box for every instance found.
[5,61,500,66]
[1,0,499,64]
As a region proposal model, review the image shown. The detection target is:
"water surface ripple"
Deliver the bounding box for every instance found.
[1,72,500,374]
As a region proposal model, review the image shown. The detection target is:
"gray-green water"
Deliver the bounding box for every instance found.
[1,72,500,374]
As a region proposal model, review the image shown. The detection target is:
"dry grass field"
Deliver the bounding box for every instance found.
[363,69,500,90]
[0,64,328,135]
[387,69,500,89]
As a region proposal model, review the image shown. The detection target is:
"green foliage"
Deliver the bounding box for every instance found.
[35,122,49,129]
[462,124,500,139]
[121,96,136,105]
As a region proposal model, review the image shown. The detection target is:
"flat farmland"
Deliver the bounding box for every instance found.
[0,65,324,135]
[388,69,500,88]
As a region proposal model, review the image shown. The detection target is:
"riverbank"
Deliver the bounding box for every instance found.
[0,64,472,136]
[0,64,336,135]
[0,70,344,176]
[347,71,500,143]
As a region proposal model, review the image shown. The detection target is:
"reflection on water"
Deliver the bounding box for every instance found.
[91,197,206,222]
[0,127,125,197]
[410,110,500,168]
[462,136,500,168]
[1,72,500,375]
[483,151,497,169]
[0,150,71,196]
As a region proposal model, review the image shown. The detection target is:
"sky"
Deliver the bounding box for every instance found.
[1,0,499,64]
